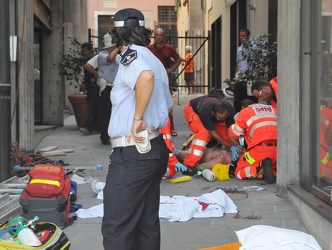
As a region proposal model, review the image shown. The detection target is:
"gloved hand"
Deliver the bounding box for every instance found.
[173,150,179,156]
[175,162,187,172]
[230,145,241,162]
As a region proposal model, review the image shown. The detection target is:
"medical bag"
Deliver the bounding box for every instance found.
[20,164,71,228]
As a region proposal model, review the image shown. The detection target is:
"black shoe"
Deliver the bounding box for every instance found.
[262,157,276,184]
[228,164,236,178]
[182,166,197,176]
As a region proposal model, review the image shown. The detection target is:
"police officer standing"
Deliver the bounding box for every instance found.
[101,8,173,250]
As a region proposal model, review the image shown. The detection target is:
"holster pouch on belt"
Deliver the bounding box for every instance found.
[134,130,151,154]
[98,78,108,96]
[111,130,159,154]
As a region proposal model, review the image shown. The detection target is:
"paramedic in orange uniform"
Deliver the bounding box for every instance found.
[183,96,240,173]
[320,102,332,178]
[159,117,187,179]
[251,77,278,109]
[229,102,278,184]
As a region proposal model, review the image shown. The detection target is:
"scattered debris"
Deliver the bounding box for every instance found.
[242,186,266,191]
[234,211,262,220]
[38,146,59,152]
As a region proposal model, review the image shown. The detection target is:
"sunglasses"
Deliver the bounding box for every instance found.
[259,89,265,97]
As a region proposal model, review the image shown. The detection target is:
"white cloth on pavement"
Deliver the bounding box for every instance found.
[76,189,237,220]
[159,189,237,222]
[76,203,103,219]
[236,225,322,250]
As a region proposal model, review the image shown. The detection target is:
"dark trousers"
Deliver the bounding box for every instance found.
[233,82,258,113]
[99,86,112,142]
[84,87,100,130]
[102,135,168,250]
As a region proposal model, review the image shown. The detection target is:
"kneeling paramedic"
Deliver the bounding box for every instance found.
[229,101,278,184]
[183,95,241,174]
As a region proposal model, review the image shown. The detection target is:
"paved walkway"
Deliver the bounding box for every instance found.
[34,93,307,250]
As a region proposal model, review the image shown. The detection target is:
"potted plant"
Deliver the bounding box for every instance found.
[58,38,88,128]
[223,34,277,95]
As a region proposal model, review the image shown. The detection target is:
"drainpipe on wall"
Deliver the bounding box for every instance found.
[0,0,11,182]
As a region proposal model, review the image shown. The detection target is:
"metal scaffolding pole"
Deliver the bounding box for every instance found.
[0,0,11,182]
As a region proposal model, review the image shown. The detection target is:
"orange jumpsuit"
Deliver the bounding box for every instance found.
[320,105,332,178]
[159,118,178,178]
[229,103,278,179]
[183,96,235,167]
[269,77,278,109]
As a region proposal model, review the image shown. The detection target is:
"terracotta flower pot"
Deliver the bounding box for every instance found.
[68,94,88,128]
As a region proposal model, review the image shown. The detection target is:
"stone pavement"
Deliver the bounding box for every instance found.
[33,92,307,250]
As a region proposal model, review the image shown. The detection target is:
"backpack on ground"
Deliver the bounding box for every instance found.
[20,164,71,228]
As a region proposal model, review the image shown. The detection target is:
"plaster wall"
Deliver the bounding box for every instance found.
[87,0,175,31]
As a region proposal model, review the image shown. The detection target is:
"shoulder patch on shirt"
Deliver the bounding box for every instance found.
[120,48,137,66]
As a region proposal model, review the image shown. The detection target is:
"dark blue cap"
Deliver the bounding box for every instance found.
[114,8,145,27]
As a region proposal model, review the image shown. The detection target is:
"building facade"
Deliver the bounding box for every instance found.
[0,0,88,181]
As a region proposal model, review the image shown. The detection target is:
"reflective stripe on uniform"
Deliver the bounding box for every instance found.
[193,149,204,157]
[244,151,256,165]
[30,179,61,187]
[322,152,330,165]
[237,166,252,179]
[231,124,243,137]
[246,114,277,128]
[191,139,206,147]
[249,121,277,139]
[320,114,330,127]
[163,134,172,140]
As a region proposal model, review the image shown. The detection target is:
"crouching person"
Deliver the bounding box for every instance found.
[228,100,278,184]
[159,114,187,179]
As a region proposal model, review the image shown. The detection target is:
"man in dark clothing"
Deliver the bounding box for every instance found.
[79,42,99,135]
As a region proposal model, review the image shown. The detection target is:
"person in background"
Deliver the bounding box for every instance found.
[234,99,255,120]
[182,95,241,175]
[148,27,182,137]
[80,42,99,135]
[229,101,278,184]
[251,77,278,109]
[84,33,119,145]
[319,100,332,179]
[234,28,258,112]
[102,8,173,250]
[182,45,196,95]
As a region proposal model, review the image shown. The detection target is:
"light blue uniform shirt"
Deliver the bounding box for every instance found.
[97,51,120,83]
[236,42,257,74]
[108,44,173,138]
